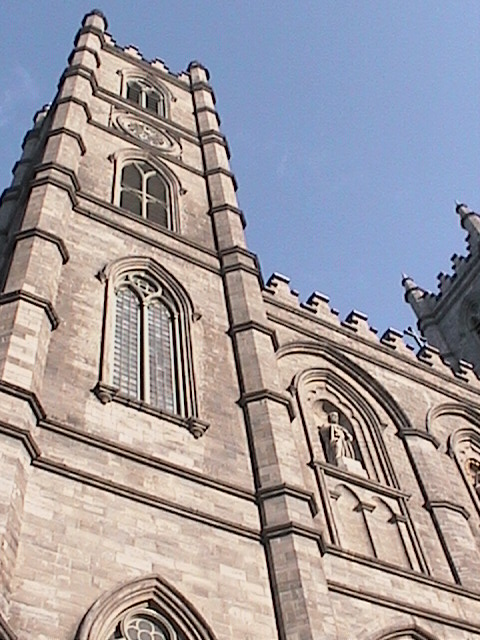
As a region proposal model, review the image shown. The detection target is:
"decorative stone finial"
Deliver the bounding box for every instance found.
[454,202,480,249]
[456,202,471,219]
[402,273,429,318]
[401,273,418,293]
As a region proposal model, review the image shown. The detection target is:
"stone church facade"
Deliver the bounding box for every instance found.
[0,10,479,639]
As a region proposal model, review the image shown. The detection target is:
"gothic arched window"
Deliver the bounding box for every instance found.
[126,79,166,117]
[113,272,177,413]
[76,575,217,640]
[95,258,208,438]
[119,161,170,228]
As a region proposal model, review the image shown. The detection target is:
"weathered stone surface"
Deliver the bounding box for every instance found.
[0,9,479,640]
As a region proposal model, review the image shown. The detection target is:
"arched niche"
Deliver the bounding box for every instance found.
[76,574,217,640]
[292,364,397,487]
[428,403,480,514]
[281,343,427,572]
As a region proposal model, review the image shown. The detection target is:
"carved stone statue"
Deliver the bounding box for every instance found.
[328,411,355,463]
[318,410,366,476]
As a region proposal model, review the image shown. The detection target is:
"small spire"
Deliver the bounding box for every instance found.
[454,202,480,249]
[455,202,471,218]
[402,273,429,318]
[401,273,419,292]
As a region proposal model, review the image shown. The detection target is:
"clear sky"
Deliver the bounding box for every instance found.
[0,2,479,338]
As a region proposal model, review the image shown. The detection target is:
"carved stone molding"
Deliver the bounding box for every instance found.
[115,114,182,157]
[92,383,210,439]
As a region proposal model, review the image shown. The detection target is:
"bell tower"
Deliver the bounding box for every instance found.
[404,203,480,372]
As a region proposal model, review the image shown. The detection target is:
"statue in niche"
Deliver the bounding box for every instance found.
[328,411,355,463]
[318,409,366,477]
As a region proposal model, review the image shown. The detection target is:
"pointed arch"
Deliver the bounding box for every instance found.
[281,341,413,437]
[427,401,480,434]
[370,624,439,640]
[369,497,411,569]
[75,574,217,640]
[435,403,480,516]
[291,351,403,487]
[119,69,175,119]
[281,341,428,572]
[95,257,208,438]
[111,149,185,232]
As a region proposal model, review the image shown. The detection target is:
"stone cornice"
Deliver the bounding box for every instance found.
[59,64,99,94]
[210,204,246,229]
[194,105,221,126]
[327,577,480,632]
[256,482,318,516]
[205,167,238,191]
[15,228,69,264]
[425,500,470,520]
[75,193,221,274]
[261,521,324,548]
[400,429,441,448]
[0,290,59,330]
[313,461,410,500]
[0,380,46,420]
[46,127,86,155]
[33,456,260,542]
[29,174,78,208]
[190,80,215,96]
[39,415,255,502]
[221,262,259,278]
[33,161,81,190]
[54,95,92,121]
[68,45,101,68]
[0,420,40,460]
[239,388,295,421]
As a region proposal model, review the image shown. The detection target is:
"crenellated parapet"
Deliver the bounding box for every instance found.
[102,30,191,86]
[263,268,480,392]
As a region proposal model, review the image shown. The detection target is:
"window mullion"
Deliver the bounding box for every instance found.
[142,173,148,219]
[142,303,150,403]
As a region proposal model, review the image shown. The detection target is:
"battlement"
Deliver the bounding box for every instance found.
[264,268,480,389]
[102,28,192,85]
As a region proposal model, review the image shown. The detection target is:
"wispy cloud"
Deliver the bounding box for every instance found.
[0,65,38,128]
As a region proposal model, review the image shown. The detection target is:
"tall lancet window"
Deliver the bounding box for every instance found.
[113,273,176,413]
[95,257,208,437]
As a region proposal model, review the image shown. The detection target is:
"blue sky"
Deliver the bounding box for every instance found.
[0,2,479,338]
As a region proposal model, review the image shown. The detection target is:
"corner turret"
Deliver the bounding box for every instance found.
[402,273,429,319]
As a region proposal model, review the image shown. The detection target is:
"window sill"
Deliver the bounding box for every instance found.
[93,382,209,439]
